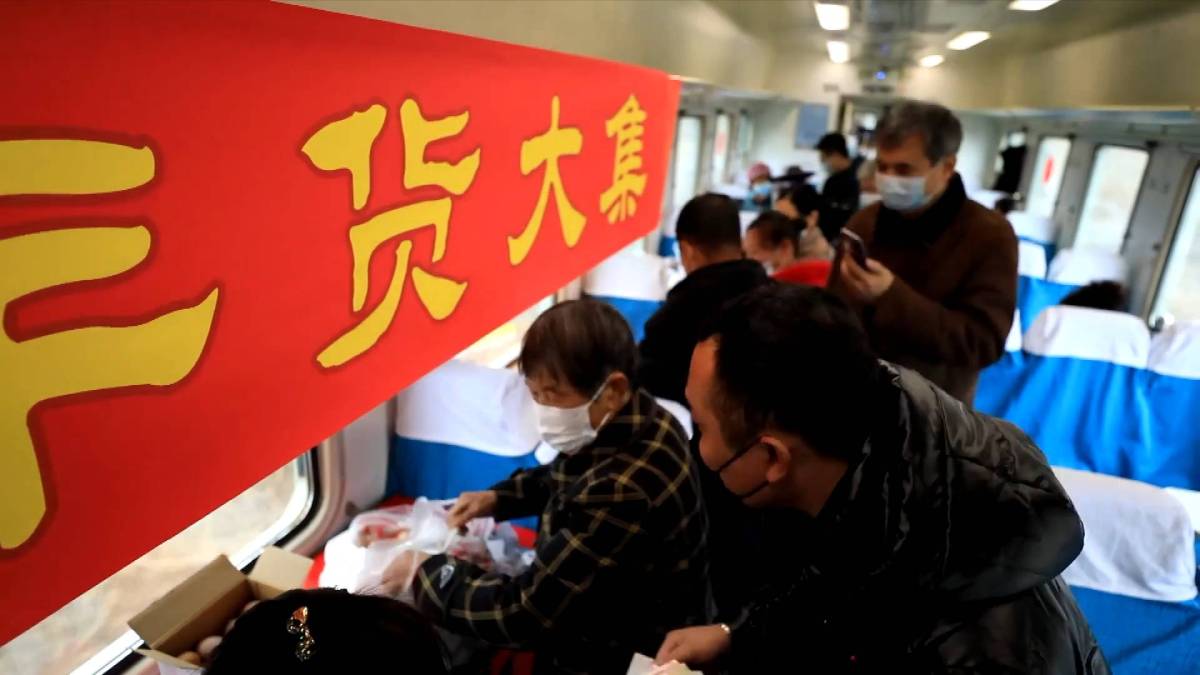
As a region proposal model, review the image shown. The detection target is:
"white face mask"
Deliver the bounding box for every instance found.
[876,172,931,212]
[533,382,612,455]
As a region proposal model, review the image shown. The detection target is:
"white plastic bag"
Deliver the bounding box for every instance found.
[320,498,533,599]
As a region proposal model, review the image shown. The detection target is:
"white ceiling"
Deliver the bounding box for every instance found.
[709,0,1192,77]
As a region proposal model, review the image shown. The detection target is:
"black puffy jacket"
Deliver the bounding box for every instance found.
[727,366,1109,674]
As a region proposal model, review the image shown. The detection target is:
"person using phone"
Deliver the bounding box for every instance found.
[829,100,1017,405]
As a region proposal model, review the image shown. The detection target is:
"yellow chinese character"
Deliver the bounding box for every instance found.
[0,140,219,550]
[302,100,479,368]
[599,95,648,224]
[507,96,586,266]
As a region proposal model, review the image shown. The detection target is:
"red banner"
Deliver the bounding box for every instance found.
[0,0,678,643]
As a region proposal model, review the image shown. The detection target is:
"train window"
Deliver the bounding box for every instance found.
[1151,168,1200,325]
[671,115,703,210]
[735,110,754,169]
[456,294,554,368]
[1074,145,1150,253]
[1024,136,1072,219]
[0,455,315,675]
[711,112,732,186]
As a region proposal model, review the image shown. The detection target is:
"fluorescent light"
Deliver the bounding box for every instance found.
[814,2,850,31]
[826,40,850,63]
[1008,0,1060,10]
[947,31,990,50]
[919,54,945,68]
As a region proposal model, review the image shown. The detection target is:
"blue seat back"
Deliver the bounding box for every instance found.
[387,360,545,501]
[1138,322,1200,490]
[978,307,1150,477]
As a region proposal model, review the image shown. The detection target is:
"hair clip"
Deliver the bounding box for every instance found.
[286,606,316,662]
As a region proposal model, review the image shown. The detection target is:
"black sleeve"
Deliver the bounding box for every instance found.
[637,302,688,405]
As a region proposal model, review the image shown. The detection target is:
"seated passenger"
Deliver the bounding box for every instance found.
[208,589,448,674]
[743,211,832,287]
[640,193,768,405]
[415,299,712,674]
[637,193,770,620]
[1060,280,1127,312]
[743,162,773,212]
[658,284,1108,674]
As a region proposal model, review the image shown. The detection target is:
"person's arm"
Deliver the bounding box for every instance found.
[413,476,652,647]
[870,228,1017,368]
[489,464,554,522]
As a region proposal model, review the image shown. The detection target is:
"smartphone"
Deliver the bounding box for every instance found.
[839,228,869,267]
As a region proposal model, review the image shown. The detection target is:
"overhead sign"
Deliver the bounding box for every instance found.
[0,0,678,643]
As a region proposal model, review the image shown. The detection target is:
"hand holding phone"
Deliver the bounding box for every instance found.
[839,228,869,267]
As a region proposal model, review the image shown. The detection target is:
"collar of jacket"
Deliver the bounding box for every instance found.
[667,258,767,299]
[557,388,656,472]
[875,173,967,247]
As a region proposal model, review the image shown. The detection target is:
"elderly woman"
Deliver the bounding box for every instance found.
[415,299,712,674]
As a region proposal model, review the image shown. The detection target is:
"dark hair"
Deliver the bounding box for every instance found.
[701,284,880,459]
[207,589,448,674]
[675,193,742,252]
[816,133,849,158]
[876,100,962,164]
[519,299,637,395]
[778,184,821,215]
[1060,281,1127,312]
[994,196,1017,215]
[748,211,799,252]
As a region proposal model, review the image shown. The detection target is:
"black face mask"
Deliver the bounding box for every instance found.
[714,438,771,501]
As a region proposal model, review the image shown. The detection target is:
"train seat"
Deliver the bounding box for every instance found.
[386,360,545,504]
[583,251,672,342]
[1018,240,1048,279]
[1048,247,1130,285]
[1138,322,1200,490]
[980,307,1150,478]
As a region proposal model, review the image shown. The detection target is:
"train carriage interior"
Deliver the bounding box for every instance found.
[4,0,1200,673]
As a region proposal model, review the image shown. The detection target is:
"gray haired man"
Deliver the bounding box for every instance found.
[829,100,1018,405]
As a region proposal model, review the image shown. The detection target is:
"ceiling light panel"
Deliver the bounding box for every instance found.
[827,40,850,63]
[947,31,990,50]
[814,2,850,31]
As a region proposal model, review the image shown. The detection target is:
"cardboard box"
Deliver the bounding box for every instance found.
[129,547,313,674]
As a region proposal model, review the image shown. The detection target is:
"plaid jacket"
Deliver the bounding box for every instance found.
[414,389,712,673]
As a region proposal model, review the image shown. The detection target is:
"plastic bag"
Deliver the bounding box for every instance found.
[321,498,533,600]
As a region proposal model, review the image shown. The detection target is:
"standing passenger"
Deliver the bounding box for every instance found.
[816,132,861,240]
[829,101,1017,404]
[415,300,711,674]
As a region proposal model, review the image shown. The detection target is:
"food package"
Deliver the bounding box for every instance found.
[320,498,534,600]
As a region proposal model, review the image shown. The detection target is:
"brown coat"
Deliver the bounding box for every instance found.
[832,175,1017,404]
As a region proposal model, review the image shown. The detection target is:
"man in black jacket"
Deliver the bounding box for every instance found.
[659,284,1108,674]
[639,192,770,619]
[816,132,861,240]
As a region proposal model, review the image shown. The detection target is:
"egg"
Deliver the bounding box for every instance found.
[177,651,202,666]
[197,635,223,663]
[225,617,238,634]
[242,600,260,615]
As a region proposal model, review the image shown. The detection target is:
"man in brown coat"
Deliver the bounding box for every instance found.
[831,101,1017,404]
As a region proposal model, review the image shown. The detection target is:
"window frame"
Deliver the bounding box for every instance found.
[710,110,732,186]
[1149,161,1200,325]
[670,112,705,210]
[1022,135,1073,220]
[1072,142,1152,254]
[68,451,320,675]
